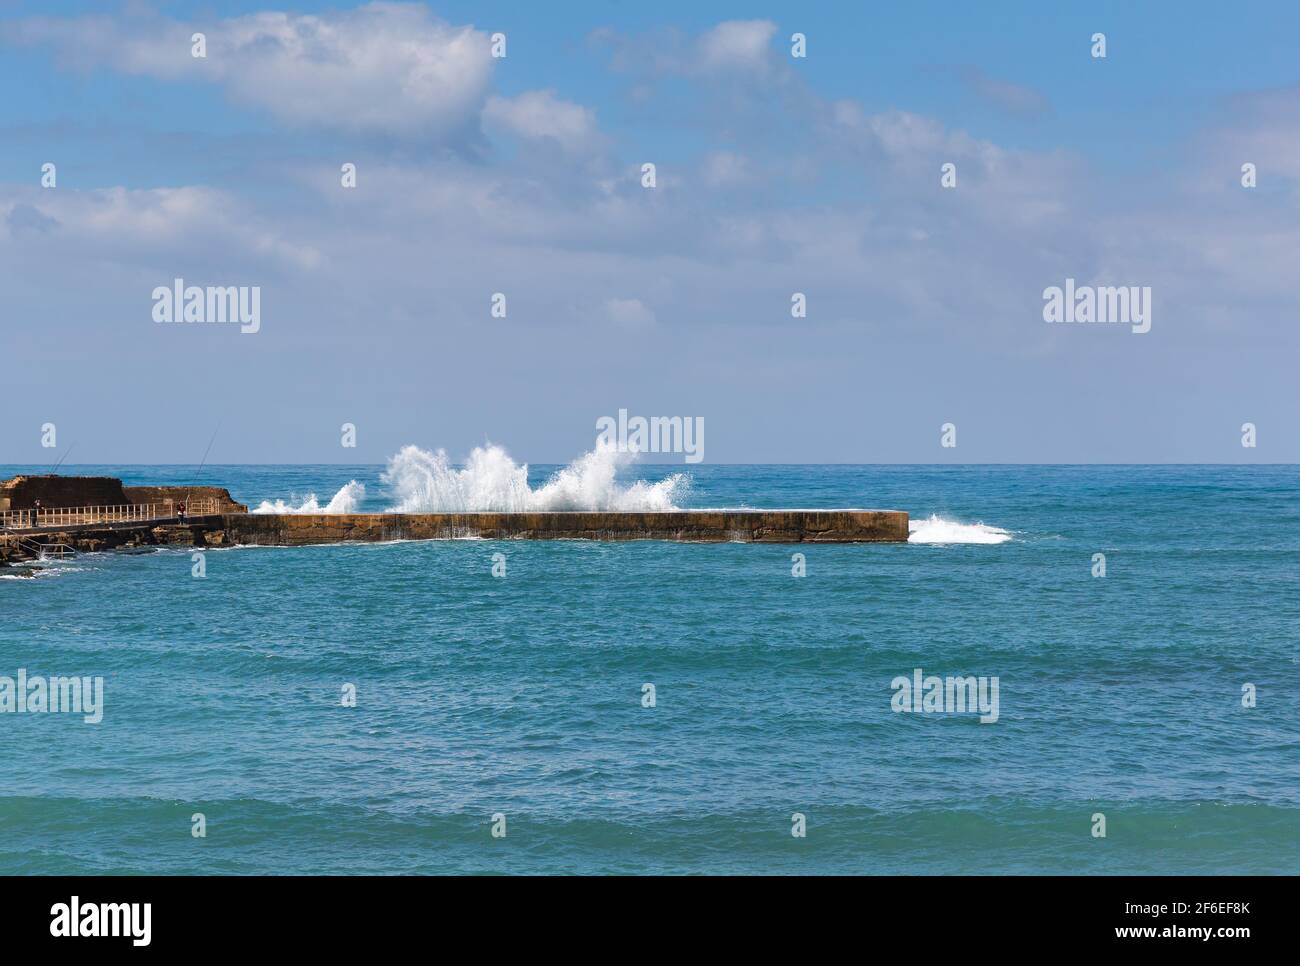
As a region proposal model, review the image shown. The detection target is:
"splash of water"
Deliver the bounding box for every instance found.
[381,443,689,512]
[252,481,365,515]
[908,514,1012,545]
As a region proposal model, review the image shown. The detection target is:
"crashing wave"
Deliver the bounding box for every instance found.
[908,514,1012,545]
[252,443,689,514]
[381,442,688,512]
[252,481,365,514]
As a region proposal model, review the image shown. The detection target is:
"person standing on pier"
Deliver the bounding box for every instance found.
[177,501,186,525]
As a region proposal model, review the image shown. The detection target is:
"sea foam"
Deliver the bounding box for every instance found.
[908,514,1012,545]
[252,480,366,514]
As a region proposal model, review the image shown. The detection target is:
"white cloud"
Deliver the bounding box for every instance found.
[603,297,657,329]
[590,18,780,80]
[697,20,777,73]
[2,185,322,271]
[4,3,493,139]
[483,90,604,153]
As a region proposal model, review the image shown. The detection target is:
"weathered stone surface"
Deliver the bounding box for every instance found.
[220,510,909,544]
[151,525,201,546]
[123,485,247,513]
[0,475,128,512]
[0,476,247,513]
[2,510,908,561]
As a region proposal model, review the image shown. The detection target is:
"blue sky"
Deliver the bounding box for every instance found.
[2,1,1297,463]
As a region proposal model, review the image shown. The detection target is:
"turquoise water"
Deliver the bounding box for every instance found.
[2,464,1297,874]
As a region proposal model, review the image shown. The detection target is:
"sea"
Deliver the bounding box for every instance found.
[2,457,1297,874]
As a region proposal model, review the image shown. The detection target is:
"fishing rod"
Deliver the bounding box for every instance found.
[49,444,74,474]
[183,424,220,519]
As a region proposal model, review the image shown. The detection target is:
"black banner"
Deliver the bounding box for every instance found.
[0,875,1277,952]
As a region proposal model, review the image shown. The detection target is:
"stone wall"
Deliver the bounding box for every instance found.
[123,486,247,514]
[0,475,128,512]
[0,476,246,513]
[221,510,909,544]
[2,509,908,565]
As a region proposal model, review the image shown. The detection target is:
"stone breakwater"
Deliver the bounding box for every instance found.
[2,511,909,563]
[223,510,909,544]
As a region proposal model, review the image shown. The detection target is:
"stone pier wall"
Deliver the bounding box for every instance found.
[2,511,909,565]
[219,510,909,544]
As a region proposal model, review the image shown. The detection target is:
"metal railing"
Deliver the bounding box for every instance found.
[0,498,219,531]
[19,538,76,559]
